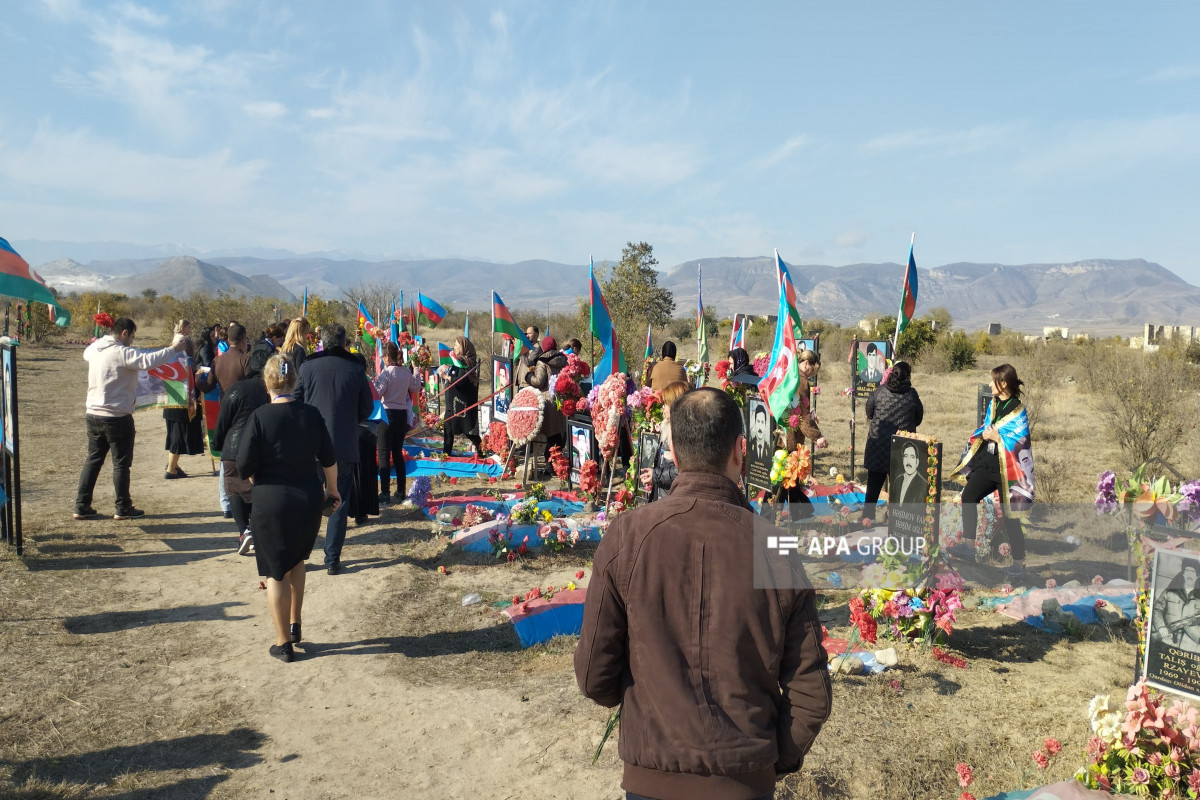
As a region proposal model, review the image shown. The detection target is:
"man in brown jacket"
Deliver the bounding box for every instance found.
[648,340,688,391]
[575,387,831,800]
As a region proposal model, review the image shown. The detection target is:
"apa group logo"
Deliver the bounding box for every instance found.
[767,534,927,557]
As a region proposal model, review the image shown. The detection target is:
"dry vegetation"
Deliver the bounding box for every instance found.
[0,331,1186,799]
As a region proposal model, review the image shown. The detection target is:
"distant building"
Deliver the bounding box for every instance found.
[1143,323,1200,345]
[1042,326,1069,339]
[988,323,1002,336]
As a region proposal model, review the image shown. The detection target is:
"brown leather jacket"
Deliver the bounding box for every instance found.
[648,357,688,391]
[575,472,832,800]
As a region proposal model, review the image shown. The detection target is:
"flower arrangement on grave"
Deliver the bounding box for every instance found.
[525,482,548,502]
[684,359,709,387]
[483,420,509,456]
[1079,681,1200,796]
[537,520,581,553]
[489,527,528,562]
[770,445,812,490]
[407,476,432,510]
[396,331,415,348]
[422,411,441,429]
[506,386,544,447]
[590,374,630,462]
[640,357,656,387]
[548,446,570,483]
[509,500,551,526]
[628,386,664,434]
[852,579,963,646]
[579,459,601,504]
[553,354,590,414]
[460,504,494,528]
[604,486,635,520]
[751,351,769,376]
[93,311,114,331]
[510,577,585,611]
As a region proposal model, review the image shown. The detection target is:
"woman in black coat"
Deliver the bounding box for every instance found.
[437,336,483,455]
[860,361,923,524]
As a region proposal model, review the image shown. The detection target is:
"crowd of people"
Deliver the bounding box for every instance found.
[72,314,1035,798]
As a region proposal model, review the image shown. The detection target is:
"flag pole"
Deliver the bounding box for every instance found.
[892,232,915,352]
[491,289,496,359]
[589,255,595,369]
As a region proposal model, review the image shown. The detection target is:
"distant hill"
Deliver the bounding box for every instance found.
[31,245,1200,334]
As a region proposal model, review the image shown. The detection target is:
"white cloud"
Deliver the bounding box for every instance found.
[834,230,868,248]
[305,107,337,120]
[575,138,699,188]
[756,134,810,168]
[115,2,168,27]
[860,123,1022,155]
[244,100,287,119]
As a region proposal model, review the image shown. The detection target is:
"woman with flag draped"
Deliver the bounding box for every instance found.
[437,336,482,456]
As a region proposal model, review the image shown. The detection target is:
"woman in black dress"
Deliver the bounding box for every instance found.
[236,354,339,663]
[438,336,482,455]
[163,319,205,478]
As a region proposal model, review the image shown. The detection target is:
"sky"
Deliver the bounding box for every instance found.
[2,1,1199,279]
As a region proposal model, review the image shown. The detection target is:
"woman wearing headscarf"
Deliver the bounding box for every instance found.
[163,319,205,478]
[729,347,755,378]
[437,336,483,456]
[860,361,924,525]
[948,363,1034,575]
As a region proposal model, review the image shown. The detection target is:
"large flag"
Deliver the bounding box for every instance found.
[357,301,377,347]
[697,264,709,366]
[893,234,918,345]
[644,323,653,360]
[417,293,446,328]
[134,355,193,410]
[390,297,400,343]
[775,249,803,338]
[590,257,627,382]
[492,291,533,355]
[759,277,801,424]
[0,237,71,326]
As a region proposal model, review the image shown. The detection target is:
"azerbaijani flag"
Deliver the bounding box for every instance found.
[893,234,918,345]
[135,356,193,410]
[697,264,709,366]
[644,323,653,360]
[437,342,453,366]
[730,314,745,350]
[493,291,533,354]
[390,296,400,343]
[417,293,446,328]
[759,274,801,424]
[589,257,627,383]
[0,237,71,326]
[302,286,308,317]
[775,249,803,338]
[201,384,222,457]
[357,301,377,347]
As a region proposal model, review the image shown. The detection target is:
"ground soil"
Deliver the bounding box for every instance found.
[0,340,1143,799]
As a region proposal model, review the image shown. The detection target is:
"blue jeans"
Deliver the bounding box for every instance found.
[217,460,231,513]
[76,414,136,514]
[323,463,355,567]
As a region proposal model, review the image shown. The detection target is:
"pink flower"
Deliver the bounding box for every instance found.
[1032,750,1049,769]
[955,763,974,788]
[1043,737,1062,755]
[1045,578,1057,590]
[1190,769,1200,792]
[1148,751,1163,765]
[1131,767,1150,784]
[1092,574,1104,586]
[998,542,1011,557]
[1166,762,1181,779]
[1000,583,1013,594]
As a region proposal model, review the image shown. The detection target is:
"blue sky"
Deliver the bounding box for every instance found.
[2,1,1199,278]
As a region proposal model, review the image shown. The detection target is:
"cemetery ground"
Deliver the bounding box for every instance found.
[0,339,1182,799]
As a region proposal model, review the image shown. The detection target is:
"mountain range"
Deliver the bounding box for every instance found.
[26,246,1200,335]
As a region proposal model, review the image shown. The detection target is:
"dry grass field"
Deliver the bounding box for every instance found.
[0,336,1173,799]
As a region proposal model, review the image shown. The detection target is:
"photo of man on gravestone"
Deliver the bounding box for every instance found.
[744,395,776,491]
[1146,549,1200,700]
[890,441,929,506]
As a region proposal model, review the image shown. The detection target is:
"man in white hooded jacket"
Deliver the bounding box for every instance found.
[74,317,187,520]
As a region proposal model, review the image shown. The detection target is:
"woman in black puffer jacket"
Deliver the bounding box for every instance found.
[861,361,923,524]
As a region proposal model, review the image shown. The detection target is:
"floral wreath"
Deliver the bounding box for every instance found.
[590,374,629,462]
[506,386,545,446]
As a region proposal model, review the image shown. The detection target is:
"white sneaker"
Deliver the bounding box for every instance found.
[237,530,254,556]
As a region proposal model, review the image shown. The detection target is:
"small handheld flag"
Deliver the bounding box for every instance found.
[390,297,400,343]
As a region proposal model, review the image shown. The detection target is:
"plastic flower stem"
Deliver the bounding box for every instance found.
[592,706,622,764]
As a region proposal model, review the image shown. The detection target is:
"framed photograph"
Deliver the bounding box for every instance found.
[976,383,993,429]
[479,403,492,432]
[1145,548,1200,702]
[887,433,941,544]
[798,337,819,356]
[743,391,776,492]
[637,432,661,500]
[492,356,513,422]
[568,421,594,487]
[1,346,15,455]
[424,369,441,416]
[853,340,891,398]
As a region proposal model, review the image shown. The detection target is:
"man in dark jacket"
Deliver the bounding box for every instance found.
[575,387,831,800]
[295,324,373,574]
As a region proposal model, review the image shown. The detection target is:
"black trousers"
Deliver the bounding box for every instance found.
[863,469,888,517]
[960,468,1025,561]
[76,414,136,514]
[443,429,482,456]
[377,409,410,496]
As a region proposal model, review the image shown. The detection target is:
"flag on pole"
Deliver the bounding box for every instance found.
[892,235,918,347]
[590,257,627,383]
[409,299,419,335]
[0,236,71,326]
[492,291,533,355]
[357,301,377,347]
[644,323,653,360]
[730,315,746,350]
[302,286,308,317]
[697,264,709,366]
[759,274,801,424]
[417,293,446,328]
[774,249,803,338]
[390,297,400,343]
[464,312,469,339]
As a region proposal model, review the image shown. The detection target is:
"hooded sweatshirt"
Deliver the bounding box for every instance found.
[83,335,180,418]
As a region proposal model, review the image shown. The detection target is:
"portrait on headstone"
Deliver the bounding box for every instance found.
[1146,548,1200,701]
[744,393,776,491]
[887,432,941,543]
[854,340,890,398]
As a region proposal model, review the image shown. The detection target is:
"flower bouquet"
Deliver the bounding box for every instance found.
[93,311,114,331]
[1096,464,1199,527]
[590,374,630,463]
[548,446,570,483]
[769,445,812,490]
[579,459,601,504]
[628,386,664,434]
[506,386,544,447]
[537,521,580,553]
[409,344,433,370]
[461,504,495,528]
[483,420,509,456]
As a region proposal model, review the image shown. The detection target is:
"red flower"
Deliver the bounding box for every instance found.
[955,763,973,788]
[507,551,516,562]
[531,587,542,599]
[561,398,577,417]
[517,543,527,555]
[1032,751,1049,770]
[958,794,976,800]
[1043,737,1062,755]
[931,647,968,668]
[449,477,458,485]
[489,477,498,484]
[575,570,585,580]
[512,595,521,604]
